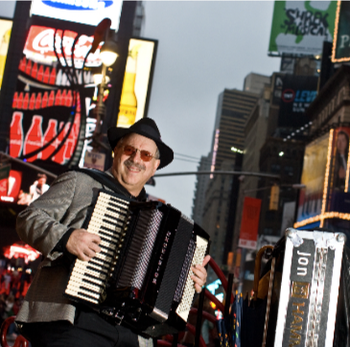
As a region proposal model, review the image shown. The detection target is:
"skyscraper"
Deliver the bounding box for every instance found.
[209,89,259,174]
[197,73,270,281]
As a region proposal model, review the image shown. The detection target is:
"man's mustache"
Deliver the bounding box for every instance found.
[124,159,145,171]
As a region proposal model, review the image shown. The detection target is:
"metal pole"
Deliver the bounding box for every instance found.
[154,171,280,179]
[0,152,58,179]
[94,63,107,136]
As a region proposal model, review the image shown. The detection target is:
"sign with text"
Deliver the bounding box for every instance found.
[278,75,318,128]
[238,197,262,250]
[30,0,123,30]
[23,25,102,68]
[83,151,106,171]
[269,1,337,56]
[8,23,98,171]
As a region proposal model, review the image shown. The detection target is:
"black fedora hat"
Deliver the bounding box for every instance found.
[107,118,174,169]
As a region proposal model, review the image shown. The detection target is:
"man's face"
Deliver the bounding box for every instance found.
[337,133,348,155]
[112,133,160,196]
[37,178,46,187]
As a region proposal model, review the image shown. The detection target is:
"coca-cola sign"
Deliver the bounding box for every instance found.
[24,25,102,68]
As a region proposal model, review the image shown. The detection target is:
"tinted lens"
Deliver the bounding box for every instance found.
[123,145,136,156]
[140,151,153,162]
[123,145,153,162]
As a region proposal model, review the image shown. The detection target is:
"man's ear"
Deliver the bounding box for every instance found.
[153,159,161,174]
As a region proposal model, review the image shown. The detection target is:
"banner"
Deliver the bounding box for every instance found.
[238,197,262,250]
[269,1,337,56]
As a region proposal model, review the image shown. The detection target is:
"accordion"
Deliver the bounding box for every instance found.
[252,228,350,347]
[64,189,210,337]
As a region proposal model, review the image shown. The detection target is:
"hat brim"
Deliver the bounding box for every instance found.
[107,127,174,170]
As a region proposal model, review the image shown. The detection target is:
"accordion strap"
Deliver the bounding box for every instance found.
[72,168,125,195]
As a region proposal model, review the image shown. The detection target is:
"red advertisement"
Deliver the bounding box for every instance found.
[7,23,95,169]
[0,170,22,203]
[238,197,262,250]
[23,25,102,67]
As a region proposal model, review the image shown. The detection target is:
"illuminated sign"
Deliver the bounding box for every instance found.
[269,1,337,56]
[8,23,89,168]
[210,129,220,178]
[117,38,158,128]
[238,197,262,250]
[0,19,12,90]
[30,0,123,31]
[295,127,350,229]
[296,133,329,224]
[332,1,350,62]
[0,170,23,203]
[24,25,102,67]
[3,243,41,263]
[278,75,318,128]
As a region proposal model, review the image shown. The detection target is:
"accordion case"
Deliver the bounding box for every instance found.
[261,228,349,347]
[64,189,210,338]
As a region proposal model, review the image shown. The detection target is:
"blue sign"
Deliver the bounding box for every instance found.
[41,0,113,11]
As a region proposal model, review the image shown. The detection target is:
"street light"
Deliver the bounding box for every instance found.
[91,23,119,148]
[100,40,118,66]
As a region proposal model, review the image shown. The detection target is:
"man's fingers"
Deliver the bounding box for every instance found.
[202,254,211,267]
[66,229,101,261]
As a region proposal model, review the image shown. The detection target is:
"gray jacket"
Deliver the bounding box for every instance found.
[15,169,141,324]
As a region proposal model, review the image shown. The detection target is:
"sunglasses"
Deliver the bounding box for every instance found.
[122,145,157,162]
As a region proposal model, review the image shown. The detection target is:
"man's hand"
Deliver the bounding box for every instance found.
[66,229,101,261]
[191,255,211,293]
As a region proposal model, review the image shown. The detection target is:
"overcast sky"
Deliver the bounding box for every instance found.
[142,1,281,217]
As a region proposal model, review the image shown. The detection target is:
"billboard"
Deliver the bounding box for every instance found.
[268,1,337,56]
[329,127,350,192]
[23,25,102,68]
[278,75,318,128]
[238,197,262,250]
[297,132,330,223]
[295,127,350,229]
[8,24,103,169]
[332,1,350,62]
[0,18,13,90]
[117,38,158,128]
[30,0,123,31]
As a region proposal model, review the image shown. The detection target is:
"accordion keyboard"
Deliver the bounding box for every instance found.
[65,191,130,304]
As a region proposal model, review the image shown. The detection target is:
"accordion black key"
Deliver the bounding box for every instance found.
[64,189,210,337]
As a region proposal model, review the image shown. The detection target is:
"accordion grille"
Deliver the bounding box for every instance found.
[117,208,163,289]
[173,239,196,302]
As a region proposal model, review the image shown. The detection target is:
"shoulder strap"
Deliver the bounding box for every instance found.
[73,168,123,194]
